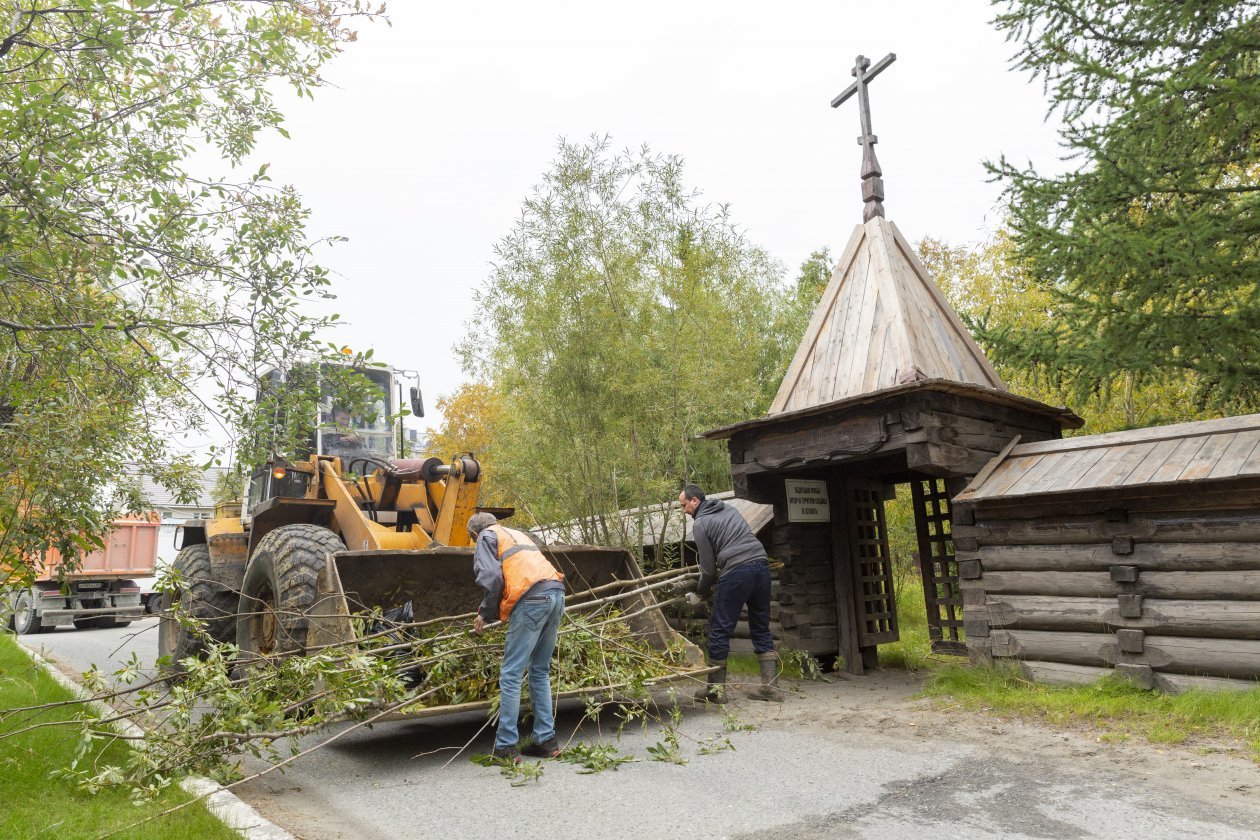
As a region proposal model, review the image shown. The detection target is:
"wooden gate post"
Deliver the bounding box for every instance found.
[828,476,864,675]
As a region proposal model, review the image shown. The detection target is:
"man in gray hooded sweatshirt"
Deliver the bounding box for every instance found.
[680,484,782,702]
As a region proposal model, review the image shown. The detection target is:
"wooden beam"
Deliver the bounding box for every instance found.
[829,477,863,675]
[977,569,1260,600]
[955,510,1260,546]
[967,541,1260,573]
[992,629,1260,679]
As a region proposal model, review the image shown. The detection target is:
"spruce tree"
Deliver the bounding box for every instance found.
[985,0,1260,410]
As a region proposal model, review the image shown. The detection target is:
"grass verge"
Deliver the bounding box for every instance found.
[875,562,1260,761]
[0,632,239,840]
[923,662,1260,761]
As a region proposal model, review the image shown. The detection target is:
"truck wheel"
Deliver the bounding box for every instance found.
[158,543,239,670]
[236,525,343,661]
[12,593,47,635]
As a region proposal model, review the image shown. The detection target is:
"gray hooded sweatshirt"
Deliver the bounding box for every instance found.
[691,498,767,598]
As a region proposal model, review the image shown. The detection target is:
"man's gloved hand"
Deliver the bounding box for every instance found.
[685,591,704,608]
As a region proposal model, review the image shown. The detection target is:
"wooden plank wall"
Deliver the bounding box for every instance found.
[954,501,1260,692]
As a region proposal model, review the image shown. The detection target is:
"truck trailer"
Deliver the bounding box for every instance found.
[6,514,159,634]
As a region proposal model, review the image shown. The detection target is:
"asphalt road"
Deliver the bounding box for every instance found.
[28,619,1260,840]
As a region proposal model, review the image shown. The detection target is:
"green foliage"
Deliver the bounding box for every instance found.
[925,663,1260,760]
[722,707,756,732]
[986,0,1260,410]
[696,735,735,755]
[646,728,687,765]
[779,648,825,681]
[470,753,547,786]
[877,565,935,673]
[0,635,238,838]
[918,233,1223,433]
[389,608,690,710]
[463,136,798,540]
[0,1,380,583]
[560,742,638,772]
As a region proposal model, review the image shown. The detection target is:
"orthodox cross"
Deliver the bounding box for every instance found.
[831,53,896,222]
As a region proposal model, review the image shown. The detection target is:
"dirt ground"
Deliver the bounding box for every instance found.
[758,671,1260,828]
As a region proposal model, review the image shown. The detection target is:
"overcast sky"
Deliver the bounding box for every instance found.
[245,0,1065,440]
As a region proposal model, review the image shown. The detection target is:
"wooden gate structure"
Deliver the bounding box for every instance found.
[703,215,1080,674]
[702,58,1079,674]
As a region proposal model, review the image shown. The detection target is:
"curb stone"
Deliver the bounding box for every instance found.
[14,638,296,840]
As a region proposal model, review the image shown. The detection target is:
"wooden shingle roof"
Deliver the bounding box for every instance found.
[770,216,1004,415]
[955,414,1260,503]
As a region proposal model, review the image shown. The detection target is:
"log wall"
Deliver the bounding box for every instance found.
[770,511,840,656]
[954,500,1260,692]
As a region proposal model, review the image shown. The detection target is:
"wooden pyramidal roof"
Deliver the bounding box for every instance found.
[770,216,1005,415]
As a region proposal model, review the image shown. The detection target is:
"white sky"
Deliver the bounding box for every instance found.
[248,0,1065,439]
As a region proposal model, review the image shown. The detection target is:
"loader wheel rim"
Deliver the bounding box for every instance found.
[248,584,279,657]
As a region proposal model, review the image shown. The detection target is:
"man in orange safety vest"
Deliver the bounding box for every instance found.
[468,511,566,763]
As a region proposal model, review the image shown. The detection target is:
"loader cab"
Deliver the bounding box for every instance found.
[316,367,396,464]
[243,363,422,518]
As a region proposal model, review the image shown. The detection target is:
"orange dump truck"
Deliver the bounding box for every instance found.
[6,515,159,634]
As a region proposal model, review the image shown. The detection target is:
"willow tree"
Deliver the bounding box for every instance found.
[986,0,1260,411]
[465,138,796,544]
[0,2,379,582]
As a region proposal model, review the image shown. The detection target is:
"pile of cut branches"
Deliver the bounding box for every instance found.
[1,569,703,801]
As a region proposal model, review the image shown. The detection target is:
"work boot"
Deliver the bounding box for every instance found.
[747,651,784,702]
[695,658,727,704]
[491,744,521,764]
[521,737,562,759]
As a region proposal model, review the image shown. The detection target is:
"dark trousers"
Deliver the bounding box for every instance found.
[707,561,774,661]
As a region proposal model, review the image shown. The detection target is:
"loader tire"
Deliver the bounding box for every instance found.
[236,525,343,661]
[158,543,239,671]
[11,592,47,635]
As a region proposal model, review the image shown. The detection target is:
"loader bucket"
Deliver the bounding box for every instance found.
[305,545,708,719]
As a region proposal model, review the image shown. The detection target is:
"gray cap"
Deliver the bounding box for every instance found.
[466,511,498,537]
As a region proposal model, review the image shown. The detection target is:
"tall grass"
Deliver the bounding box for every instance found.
[0,634,238,839]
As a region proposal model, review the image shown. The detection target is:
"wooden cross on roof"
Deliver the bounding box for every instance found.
[831,53,896,222]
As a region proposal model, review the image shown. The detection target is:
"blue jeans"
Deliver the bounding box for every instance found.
[495,588,564,750]
[708,561,774,661]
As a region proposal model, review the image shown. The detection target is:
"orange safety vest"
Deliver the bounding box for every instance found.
[490,524,564,622]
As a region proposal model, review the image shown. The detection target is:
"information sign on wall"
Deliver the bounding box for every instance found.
[785,479,830,523]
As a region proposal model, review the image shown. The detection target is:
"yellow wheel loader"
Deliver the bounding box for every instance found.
[159,365,704,716]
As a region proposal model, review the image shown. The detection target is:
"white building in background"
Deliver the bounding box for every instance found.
[134,468,228,569]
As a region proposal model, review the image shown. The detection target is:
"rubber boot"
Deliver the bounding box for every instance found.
[695,658,727,704]
[748,651,784,701]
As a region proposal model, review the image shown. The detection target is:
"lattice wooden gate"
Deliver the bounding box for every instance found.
[846,480,899,645]
[911,477,965,654]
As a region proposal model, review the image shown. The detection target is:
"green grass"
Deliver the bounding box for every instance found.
[872,553,1260,760]
[923,662,1260,761]
[0,633,239,840]
[727,650,822,680]
[877,574,938,672]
